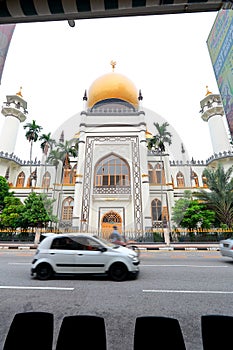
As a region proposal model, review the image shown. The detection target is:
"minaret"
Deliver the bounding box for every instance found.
[200,87,231,154]
[0,87,28,154]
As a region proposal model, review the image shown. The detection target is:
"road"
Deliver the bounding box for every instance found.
[0,249,233,350]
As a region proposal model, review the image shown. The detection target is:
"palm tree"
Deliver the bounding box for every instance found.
[147,122,172,230]
[39,132,56,156]
[147,122,172,153]
[46,149,63,192]
[39,132,56,191]
[195,164,233,228]
[56,139,79,161]
[47,140,78,228]
[23,120,43,186]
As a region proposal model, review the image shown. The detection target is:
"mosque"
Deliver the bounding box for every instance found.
[0,63,232,238]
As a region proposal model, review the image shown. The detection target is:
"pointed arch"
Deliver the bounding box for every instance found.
[148,162,164,184]
[62,197,74,220]
[191,171,199,187]
[94,153,130,187]
[202,173,208,188]
[151,198,162,221]
[148,163,153,183]
[70,163,77,184]
[42,171,51,189]
[62,154,71,184]
[16,171,25,188]
[101,210,122,238]
[176,171,185,188]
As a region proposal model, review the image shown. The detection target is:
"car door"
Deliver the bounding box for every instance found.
[49,237,76,274]
[73,237,109,274]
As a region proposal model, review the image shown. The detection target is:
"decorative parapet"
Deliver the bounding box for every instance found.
[206,150,233,164]
[147,150,169,156]
[0,151,40,165]
[93,186,131,195]
[169,159,206,166]
[168,150,233,167]
[81,108,145,116]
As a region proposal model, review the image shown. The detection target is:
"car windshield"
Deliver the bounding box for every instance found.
[93,236,118,248]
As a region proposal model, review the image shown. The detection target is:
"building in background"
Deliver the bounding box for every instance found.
[0,66,232,238]
[207,9,233,142]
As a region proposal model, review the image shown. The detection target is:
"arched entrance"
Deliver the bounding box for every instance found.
[101,211,122,239]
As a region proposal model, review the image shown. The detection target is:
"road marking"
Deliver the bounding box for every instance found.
[141,264,228,268]
[143,289,233,294]
[8,263,30,265]
[0,286,74,291]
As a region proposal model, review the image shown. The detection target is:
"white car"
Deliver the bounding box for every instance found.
[31,233,140,281]
[219,238,233,259]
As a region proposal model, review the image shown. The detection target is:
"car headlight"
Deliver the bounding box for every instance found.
[128,254,138,261]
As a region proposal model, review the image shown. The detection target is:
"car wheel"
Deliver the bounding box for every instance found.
[36,263,53,280]
[109,262,128,282]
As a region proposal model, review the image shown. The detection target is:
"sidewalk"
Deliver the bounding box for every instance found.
[136,242,220,251]
[0,242,220,251]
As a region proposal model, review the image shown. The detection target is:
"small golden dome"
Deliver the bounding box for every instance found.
[205,85,212,96]
[145,129,153,139]
[16,86,23,97]
[87,72,139,108]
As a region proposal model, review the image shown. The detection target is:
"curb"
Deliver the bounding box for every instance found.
[139,245,220,251]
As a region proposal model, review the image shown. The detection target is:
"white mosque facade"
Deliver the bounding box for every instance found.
[0,70,232,238]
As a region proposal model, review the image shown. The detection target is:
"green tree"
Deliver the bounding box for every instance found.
[39,132,56,190]
[46,149,63,186]
[23,120,43,184]
[39,132,56,156]
[172,192,215,230]
[195,164,233,228]
[0,196,24,230]
[147,122,172,153]
[172,190,192,226]
[180,201,215,230]
[0,176,13,211]
[56,139,78,162]
[21,192,56,229]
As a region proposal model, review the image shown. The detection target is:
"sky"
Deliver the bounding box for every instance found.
[0,11,221,162]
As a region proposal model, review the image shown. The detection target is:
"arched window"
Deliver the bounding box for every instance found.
[191,171,199,187]
[148,162,164,184]
[102,211,122,224]
[202,174,208,188]
[95,154,130,187]
[70,163,77,184]
[16,172,25,188]
[62,197,74,220]
[176,171,185,187]
[148,163,153,183]
[155,162,164,184]
[42,171,51,188]
[151,198,162,221]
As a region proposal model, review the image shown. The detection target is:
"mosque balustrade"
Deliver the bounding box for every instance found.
[152,221,163,229]
[168,151,233,167]
[58,220,72,229]
[147,150,169,156]
[93,186,131,195]
[0,151,40,165]
[206,150,233,164]
[86,108,142,115]
[169,159,206,166]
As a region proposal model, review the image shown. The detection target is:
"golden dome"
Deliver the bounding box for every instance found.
[87,72,139,108]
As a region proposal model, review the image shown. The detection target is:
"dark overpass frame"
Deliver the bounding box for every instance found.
[0,0,232,25]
